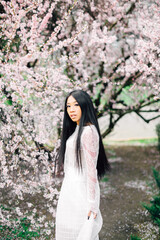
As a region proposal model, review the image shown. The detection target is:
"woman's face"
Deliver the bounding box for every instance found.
[66,95,82,125]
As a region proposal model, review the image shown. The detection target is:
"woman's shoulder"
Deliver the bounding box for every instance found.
[82,124,99,138]
[83,124,96,130]
[81,125,99,148]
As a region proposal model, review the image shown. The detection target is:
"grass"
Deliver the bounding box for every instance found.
[103,138,158,146]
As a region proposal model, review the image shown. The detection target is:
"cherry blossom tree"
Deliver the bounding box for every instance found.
[0,0,160,238]
[0,0,81,237]
[57,0,160,136]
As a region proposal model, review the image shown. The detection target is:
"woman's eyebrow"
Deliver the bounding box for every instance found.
[67,101,77,104]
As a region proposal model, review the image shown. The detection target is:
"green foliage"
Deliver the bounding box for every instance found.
[142,168,160,229]
[2,93,23,106]
[1,95,12,106]
[0,218,40,239]
[0,205,40,239]
[119,86,134,106]
[4,99,13,106]
[152,167,160,191]
[142,196,160,227]
[94,83,103,100]
[156,123,160,136]
[118,86,150,106]
[130,235,141,240]
[155,123,160,151]
[100,94,108,108]
[101,176,109,182]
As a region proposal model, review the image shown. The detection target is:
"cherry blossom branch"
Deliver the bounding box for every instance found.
[135,111,160,124]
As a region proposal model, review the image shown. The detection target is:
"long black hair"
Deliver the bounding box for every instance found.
[57,90,110,179]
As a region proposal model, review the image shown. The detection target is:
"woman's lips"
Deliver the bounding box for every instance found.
[70,114,76,118]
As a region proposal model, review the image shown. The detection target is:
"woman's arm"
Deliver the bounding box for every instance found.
[81,126,99,217]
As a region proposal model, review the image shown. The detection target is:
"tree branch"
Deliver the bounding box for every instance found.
[139,109,160,113]
[126,2,136,15]
[109,0,138,30]
[111,71,142,101]
[141,99,160,109]
[135,111,160,123]
[101,111,127,138]
[83,0,96,20]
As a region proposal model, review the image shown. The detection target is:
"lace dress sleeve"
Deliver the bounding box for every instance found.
[81,126,99,214]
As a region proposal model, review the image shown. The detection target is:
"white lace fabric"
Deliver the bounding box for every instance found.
[81,125,99,214]
[55,125,102,240]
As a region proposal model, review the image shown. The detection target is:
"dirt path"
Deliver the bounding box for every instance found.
[99,146,160,240]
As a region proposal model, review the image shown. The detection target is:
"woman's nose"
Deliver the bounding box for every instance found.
[70,106,75,111]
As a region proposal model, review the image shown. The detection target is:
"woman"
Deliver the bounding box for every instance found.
[55,90,110,240]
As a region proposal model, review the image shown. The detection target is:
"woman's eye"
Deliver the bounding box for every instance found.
[66,105,70,108]
[75,103,79,106]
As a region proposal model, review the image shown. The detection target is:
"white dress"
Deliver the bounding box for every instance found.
[55,125,103,240]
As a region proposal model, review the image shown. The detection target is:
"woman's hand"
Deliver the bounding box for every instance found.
[87,210,97,219]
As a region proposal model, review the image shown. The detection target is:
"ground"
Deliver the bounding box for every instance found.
[99,145,160,240]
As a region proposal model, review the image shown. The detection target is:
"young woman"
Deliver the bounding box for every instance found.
[55,90,110,240]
